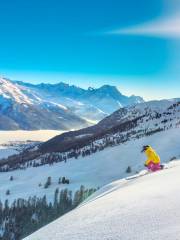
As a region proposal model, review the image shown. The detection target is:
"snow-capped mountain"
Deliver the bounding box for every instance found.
[0,77,144,130]
[16,80,144,123]
[39,98,180,153]
[24,160,180,240]
[0,98,179,171]
[0,78,88,130]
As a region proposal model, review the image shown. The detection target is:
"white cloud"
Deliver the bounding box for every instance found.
[107,14,180,38]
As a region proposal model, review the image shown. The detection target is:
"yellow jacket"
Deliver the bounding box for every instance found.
[145,146,160,165]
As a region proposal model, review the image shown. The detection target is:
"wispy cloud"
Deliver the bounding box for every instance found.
[106,14,180,38]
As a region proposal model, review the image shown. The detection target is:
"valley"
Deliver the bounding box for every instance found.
[0,130,64,160]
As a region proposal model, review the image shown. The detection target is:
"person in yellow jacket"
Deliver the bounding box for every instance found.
[141,145,162,171]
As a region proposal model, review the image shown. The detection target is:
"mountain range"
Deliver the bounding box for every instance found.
[39,98,180,153]
[1,98,179,170]
[0,78,87,130]
[0,96,180,240]
[0,77,144,130]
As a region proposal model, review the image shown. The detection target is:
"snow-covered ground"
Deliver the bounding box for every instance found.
[0,128,179,204]
[24,160,180,240]
[0,130,64,160]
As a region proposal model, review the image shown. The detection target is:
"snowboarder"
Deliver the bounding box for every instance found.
[141,145,162,172]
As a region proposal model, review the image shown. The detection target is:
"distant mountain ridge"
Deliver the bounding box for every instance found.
[0,77,144,130]
[16,80,144,122]
[0,78,87,130]
[16,81,144,108]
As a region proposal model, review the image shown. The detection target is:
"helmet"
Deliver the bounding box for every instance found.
[141,145,150,153]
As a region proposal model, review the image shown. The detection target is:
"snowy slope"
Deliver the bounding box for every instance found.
[0,127,180,204]
[25,160,180,240]
[39,98,180,153]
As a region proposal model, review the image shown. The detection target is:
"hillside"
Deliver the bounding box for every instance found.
[0,127,179,204]
[0,98,179,172]
[24,160,180,240]
[40,98,180,153]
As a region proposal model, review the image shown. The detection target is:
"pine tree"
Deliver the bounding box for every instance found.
[44,177,52,188]
[58,177,62,184]
[126,166,132,173]
[62,177,66,184]
[10,176,14,181]
[6,189,10,195]
[54,188,59,209]
[73,190,80,207]
[79,185,85,202]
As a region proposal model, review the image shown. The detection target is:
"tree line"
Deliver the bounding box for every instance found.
[0,185,96,240]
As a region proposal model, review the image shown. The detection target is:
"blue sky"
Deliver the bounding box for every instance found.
[0,0,180,100]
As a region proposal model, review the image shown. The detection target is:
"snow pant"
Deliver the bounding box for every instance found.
[147,161,161,172]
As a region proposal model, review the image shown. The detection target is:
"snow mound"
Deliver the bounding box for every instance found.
[25,161,180,240]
